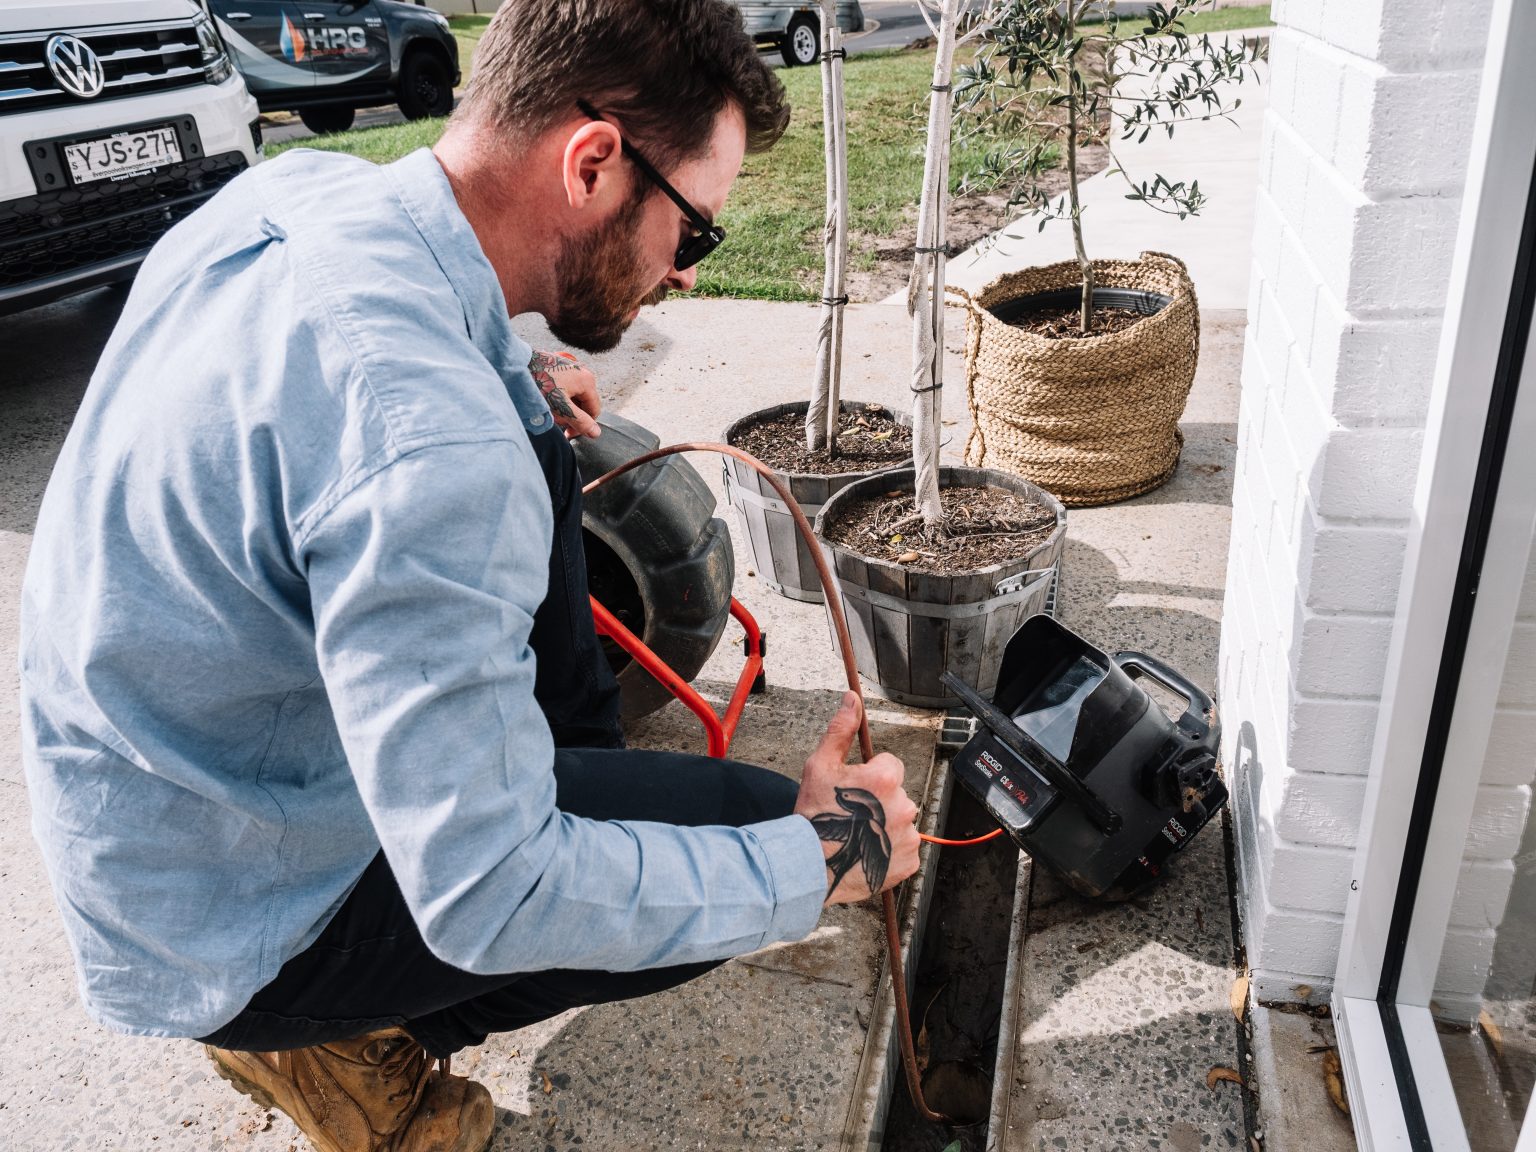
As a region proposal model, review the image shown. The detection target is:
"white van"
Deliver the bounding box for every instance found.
[0,0,262,315]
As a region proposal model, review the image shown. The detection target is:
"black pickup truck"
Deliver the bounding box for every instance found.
[210,0,458,134]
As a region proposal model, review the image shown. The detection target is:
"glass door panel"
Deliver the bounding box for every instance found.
[1433,539,1536,1147]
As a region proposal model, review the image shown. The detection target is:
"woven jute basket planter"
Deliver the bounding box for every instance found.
[954,251,1200,507]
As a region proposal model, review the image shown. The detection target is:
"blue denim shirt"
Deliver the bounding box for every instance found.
[19,148,826,1039]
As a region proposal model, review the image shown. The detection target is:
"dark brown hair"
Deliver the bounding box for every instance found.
[456,0,790,172]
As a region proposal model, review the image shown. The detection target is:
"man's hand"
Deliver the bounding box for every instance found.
[528,350,602,439]
[795,691,920,905]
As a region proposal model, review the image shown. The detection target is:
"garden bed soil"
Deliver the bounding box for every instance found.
[1007,303,1148,339]
[819,485,1058,576]
[729,403,912,476]
[844,143,1110,304]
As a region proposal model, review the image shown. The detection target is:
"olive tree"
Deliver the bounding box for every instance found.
[955,0,1264,333]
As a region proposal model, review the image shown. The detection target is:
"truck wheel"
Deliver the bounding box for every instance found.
[572,413,736,722]
[398,49,455,120]
[298,106,355,134]
[781,15,820,67]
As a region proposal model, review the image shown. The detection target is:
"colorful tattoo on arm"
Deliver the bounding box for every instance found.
[528,350,578,421]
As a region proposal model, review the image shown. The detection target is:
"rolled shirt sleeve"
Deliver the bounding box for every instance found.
[300,436,828,975]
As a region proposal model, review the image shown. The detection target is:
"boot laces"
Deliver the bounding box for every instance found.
[374,1036,428,1106]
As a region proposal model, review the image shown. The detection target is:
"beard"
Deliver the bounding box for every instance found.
[548,193,669,353]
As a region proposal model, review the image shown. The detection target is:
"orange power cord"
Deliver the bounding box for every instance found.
[583,439,1005,1125]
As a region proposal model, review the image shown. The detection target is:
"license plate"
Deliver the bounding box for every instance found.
[63,125,182,185]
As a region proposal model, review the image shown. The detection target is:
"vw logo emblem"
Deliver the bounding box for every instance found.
[45,35,105,100]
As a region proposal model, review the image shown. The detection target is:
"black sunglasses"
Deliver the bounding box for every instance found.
[577,100,726,272]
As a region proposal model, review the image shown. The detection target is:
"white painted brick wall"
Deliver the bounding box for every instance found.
[1437,928,1496,1003]
[1219,0,1496,995]
[1270,842,1353,915]
[1449,859,1515,931]
[1288,697,1380,776]
[1310,298,1443,426]
[1297,516,1407,615]
[1485,710,1536,787]
[1274,770,1367,848]
[1499,622,1536,707]
[1291,610,1394,699]
[1312,429,1425,521]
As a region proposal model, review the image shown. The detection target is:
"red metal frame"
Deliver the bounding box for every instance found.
[589,595,765,758]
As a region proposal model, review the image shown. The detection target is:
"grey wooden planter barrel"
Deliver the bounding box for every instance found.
[723,401,908,604]
[814,466,1067,709]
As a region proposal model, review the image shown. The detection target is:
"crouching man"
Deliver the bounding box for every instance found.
[19,3,919,1149]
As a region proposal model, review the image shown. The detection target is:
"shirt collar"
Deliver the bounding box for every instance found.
[385,148,553,435]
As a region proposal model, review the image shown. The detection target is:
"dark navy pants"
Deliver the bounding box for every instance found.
[199,428,797,1057]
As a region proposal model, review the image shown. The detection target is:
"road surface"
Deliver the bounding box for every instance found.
[262,2,937,147]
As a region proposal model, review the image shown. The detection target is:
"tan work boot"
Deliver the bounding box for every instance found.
[207,1027,494,1152]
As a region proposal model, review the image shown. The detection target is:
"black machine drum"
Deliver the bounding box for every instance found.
[944,615,1225,901]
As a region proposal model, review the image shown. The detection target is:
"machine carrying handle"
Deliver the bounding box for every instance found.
[1113,652,1216,741]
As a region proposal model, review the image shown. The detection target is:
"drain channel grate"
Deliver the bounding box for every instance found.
[937,711,979,753]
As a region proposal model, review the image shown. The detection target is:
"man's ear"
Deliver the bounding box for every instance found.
[561,119,626,211]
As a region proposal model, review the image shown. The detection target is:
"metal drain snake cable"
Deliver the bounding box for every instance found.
[584,440,1005,1125]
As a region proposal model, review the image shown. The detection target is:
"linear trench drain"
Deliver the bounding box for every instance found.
[880,777,1026,1152]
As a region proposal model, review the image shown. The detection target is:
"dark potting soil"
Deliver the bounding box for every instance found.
[1008,304,1148,340]
[729,404,913,476]
[820,486,1057,576]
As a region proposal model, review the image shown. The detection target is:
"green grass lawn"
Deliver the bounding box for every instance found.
[1176,3,1271,35]
[1101,3,1272,34]
[446,14,491,77]
[694,49,998,300]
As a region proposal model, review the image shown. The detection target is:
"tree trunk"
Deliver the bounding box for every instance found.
[907,0,963,528]
[806,2,849,455]
[1065,3,1094,334]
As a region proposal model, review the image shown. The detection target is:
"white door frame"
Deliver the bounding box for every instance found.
[1332,0,1536,1146]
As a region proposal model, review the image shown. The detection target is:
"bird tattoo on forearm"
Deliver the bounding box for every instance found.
[811,787,892,896]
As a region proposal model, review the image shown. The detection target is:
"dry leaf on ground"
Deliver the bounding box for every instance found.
[1479,1008,1505,1055]
[1322,1049,1349,1115]
[1207,1066,1244,1091]
[1230,972,1249,1022]
[540,1071,554,1095]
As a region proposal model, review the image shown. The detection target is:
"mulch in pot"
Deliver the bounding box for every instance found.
[1007,304,1149,340]
[730,403,912,476]
[819,485,1058,576]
